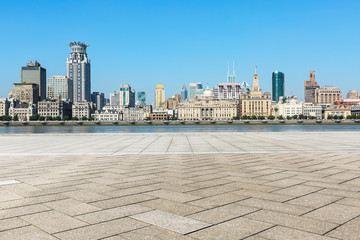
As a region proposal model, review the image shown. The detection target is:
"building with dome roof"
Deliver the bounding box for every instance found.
[177,87,238,120]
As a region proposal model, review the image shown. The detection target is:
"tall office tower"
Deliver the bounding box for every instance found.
[304,70,319,103]
[66,42,91,102]
[119,84,135,107]
[11,83,39,104]
[21,61,46,101]
[272,71,285,102]
[227,61,236,83]
[137,91,146,104]
[189,83,203,100]
[155,84,165,109]
[91,92,105,111]
[180,85,188,101]
[109,92,120,105]
[47,76,73,101]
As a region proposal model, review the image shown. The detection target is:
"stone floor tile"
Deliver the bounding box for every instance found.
[286,192,342,208]
[20,210,88,234]
[140,198,204,216]
[0,188,23,202]
[131,210,210,234]
[257,226,337,240]
[44,199,100,216]
[326,216,360,240]
[188,203,258,224]
[0,204,50,219]
[105,185,160,198]
[54,218,147,240]
[0,179,20,186]
[0,226,57,240]
[120,226,194,239]
[0,217,29,232]
[304,203,360,224]
[335,197,360,207]
[237,198,311,215]
[61,190,111,203]
[187,193,247,209]
[90,194,157,209]
[188,217,274,240]
[76,204,152,224]
[247,210,338,234]
[0,193,67,210]
[233,189,293,202]
[147,189,201,203]
[272,185,321,197]
[265,178,305,188]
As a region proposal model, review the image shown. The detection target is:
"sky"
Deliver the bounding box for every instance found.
[0,0,359,104]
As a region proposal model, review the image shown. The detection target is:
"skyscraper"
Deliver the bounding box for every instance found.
[180,85,188,102]
[47,76,73,101]
[155,84,165,109]
[227,61,236,83]
[21,61,46,101]
[66,42,91,102]
[137,91,146,104]
[91,92,105,111]
[189,83,203,100]
[304,70,319,103]
[119,84,135,107]
[272,71,285,102]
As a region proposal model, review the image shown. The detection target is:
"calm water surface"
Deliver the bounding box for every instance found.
[1,125,360,134]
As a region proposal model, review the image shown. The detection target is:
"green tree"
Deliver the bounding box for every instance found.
[258,116,265,120]
[251,115,257,120]
[277,115,284,120]
[274,107,278,112]
[46,116,53,121]
[232,116,239,120]
[54,116,62,121]
[13,115,19,121]
[241,115,249,120]
[268,115,275,120]
[292,115,298,119]
[72,117,79,121]
[82,116,88,121]
[63,116,70,121]
[89,116,95,121]
[286,116,292,120]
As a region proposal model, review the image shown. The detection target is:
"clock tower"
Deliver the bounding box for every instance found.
[251,72,261,96]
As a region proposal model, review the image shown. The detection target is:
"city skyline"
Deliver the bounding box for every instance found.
[1,1,359,103]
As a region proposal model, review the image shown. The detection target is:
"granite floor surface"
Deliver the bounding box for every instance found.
[0,132,359,239]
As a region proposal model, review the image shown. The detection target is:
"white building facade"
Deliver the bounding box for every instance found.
[274,96,303,117]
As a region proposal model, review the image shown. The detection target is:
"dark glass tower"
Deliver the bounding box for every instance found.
[272,71,285,102]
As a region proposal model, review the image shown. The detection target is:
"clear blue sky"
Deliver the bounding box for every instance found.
[1,0,359,103]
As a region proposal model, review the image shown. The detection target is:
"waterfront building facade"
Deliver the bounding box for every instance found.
[272,71,285,102]
[189,83,203,101]
[9,103,36,121]
[0,98,11,116]
[274,96,302,117]
[47,76,73,101]
[178,88,238,120]
[122,108,146,121]
[180,85,188,102]
[21,61,46,101]
[315,86,342,105]
[38,100,72,119]
[119,84,135,107]
[324,106,351,119]
[72,101,93,119]
[91,92,105,111]
[11,83,39,104]
[304,70,319,103]
[155,84,165,109]
[303,103,322,119]
[66,42,91,102]
[92,110,122,121]
[240,73,271,117]
[137,91,146,104]
[161,94,181,110]
[346,90,360,99]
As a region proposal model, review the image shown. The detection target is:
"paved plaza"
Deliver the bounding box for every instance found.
[0,132,360,239]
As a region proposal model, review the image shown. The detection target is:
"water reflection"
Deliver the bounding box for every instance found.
[0,124,360,134]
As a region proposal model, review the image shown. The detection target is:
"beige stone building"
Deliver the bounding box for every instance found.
[324,105,351,119]
[72,101,94,119]
[240,72,271,117]
[315,86,342,104]
[177,88,238,120]
[11,83,39,104]
[161,94,181,110]
[155,84,165,109]
[38,100,72,119]
[8,103,36,121]
[0,99,11,116]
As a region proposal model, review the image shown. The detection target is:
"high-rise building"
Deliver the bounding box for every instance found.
[304,70,319,103]
[137,91,146,104]
[272,71,285,102]
[315,86,342,105]
[109,91,120,105]
[227,61,236,83]
[21,61,46,101]
[66,42,91,102]
[119,84,135,107]
[155,84,165,109]
[47,76,73,101]
[189,83,203,100]
[180,85,188,102]
[91,92,105,111]
[11,83,39,104]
